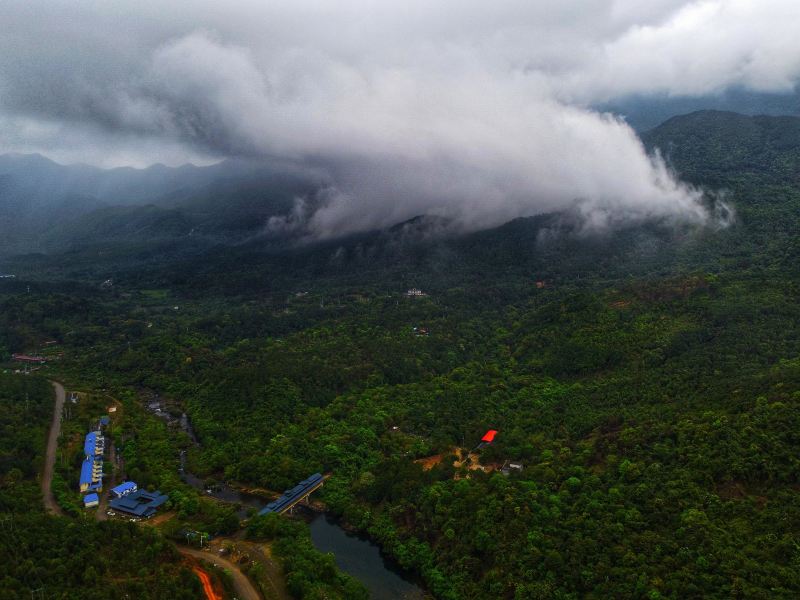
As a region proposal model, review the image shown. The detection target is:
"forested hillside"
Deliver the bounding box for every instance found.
[0,153,314,256]
[643,110,800,185]
[2,110,800,598]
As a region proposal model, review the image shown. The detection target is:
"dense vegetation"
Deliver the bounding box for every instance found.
[2,111,800,598]
[0,374,202,599]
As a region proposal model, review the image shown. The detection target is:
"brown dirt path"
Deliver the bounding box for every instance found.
[42,381,65,516]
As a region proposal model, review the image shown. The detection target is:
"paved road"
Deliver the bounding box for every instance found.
[42,381,65,516]
[179,547,263,600]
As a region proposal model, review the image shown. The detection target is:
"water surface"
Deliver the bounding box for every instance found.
[309,513,425,600]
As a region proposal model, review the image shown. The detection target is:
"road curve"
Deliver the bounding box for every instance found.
[179,546,263,600]
[42,381,65,516]
[193,567,223,600]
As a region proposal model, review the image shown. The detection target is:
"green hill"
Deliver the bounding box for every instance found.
[643,110,800,186]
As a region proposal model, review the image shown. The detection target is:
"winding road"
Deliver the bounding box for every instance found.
[179,547,263,600]
[42,381,65,516]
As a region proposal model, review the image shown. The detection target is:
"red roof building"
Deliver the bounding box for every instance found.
[12,354,46,364]
[481,429,498,443]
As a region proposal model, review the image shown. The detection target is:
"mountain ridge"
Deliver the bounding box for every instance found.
[2,109,799,265]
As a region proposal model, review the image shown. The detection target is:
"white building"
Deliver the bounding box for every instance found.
[406,288,427,297]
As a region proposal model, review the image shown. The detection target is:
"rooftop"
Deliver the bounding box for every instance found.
[79,459,94,485]
[83,431,104,457]
[109,489,169,517]
[259,473,324,515]
[111,481,137,496]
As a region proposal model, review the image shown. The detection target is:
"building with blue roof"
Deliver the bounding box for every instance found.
[83,431,104,459]
[108,489,169,518]
[84,493,99,508]
[83,432,95,457]
[111,481,137,498]
[99,416,110,427]
[259,473,324,515]
[79,458,103,492]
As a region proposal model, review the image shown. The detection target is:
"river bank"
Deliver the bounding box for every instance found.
[173,406,426,599]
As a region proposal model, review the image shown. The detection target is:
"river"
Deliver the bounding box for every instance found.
[176,411,425,599]
[309,513,425,600]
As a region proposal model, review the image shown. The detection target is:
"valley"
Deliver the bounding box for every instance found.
[1,110,800,598]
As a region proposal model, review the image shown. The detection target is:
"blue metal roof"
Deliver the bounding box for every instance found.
[108,489,168,517]
[80,458,103,486]
[259,473,323,515]
[79,459,94,485]
[111,481,137,496]
[84,431,103,457]
[84,493,99,506]
[99,416,110,425]
[83,432,96,457]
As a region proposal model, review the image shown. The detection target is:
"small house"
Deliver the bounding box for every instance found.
[11,354,46,364]
[501,461,524,476]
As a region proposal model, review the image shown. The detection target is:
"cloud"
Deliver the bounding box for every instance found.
[0,1,794,235]
[562,0,800,101]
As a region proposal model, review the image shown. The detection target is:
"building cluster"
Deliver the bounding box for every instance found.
[77,414,168,518]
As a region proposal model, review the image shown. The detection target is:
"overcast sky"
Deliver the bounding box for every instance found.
[1,1,798,235]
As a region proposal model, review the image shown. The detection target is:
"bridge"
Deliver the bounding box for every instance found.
[258,473,324,516]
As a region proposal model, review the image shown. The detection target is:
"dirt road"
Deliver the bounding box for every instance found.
[179,546,263,600]
[194,566,223,600]
[236,541,290,600]
[42,381,65,516]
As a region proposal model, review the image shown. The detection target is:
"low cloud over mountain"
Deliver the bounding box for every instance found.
[1,1,797,236]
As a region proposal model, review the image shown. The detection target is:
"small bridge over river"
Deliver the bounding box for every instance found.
[258,473,324,516]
